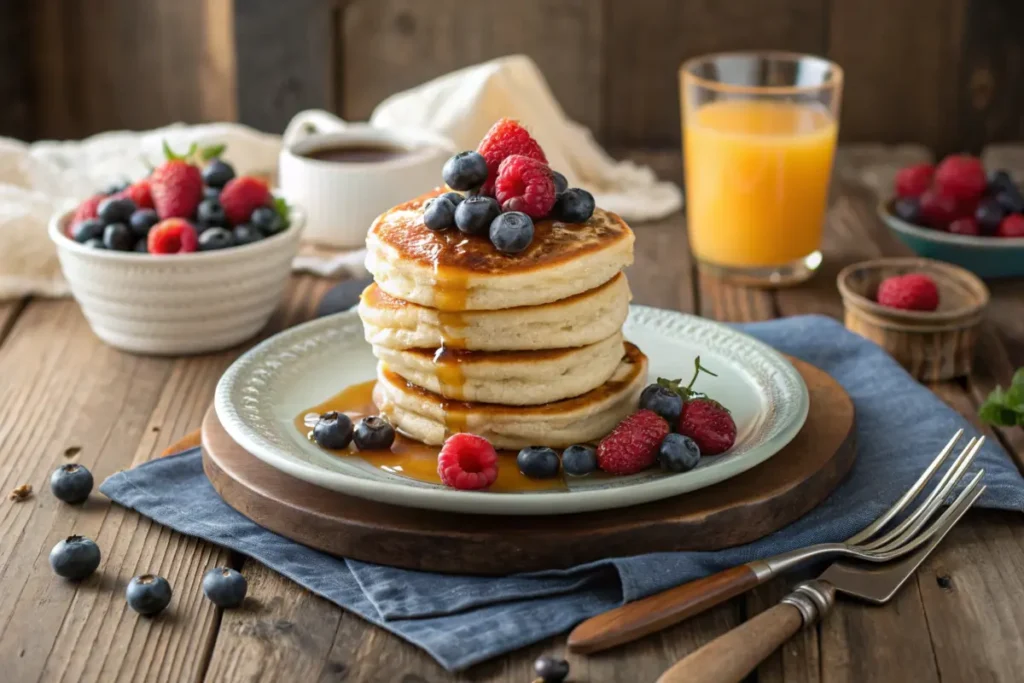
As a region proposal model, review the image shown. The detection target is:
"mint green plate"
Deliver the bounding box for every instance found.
[879,199,1024,279]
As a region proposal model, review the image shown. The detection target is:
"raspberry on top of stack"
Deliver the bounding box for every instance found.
[358,119,645,451]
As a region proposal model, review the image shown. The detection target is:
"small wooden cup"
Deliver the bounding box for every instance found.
[837,257,989,381]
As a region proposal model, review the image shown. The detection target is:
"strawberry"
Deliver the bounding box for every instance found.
[597,410,669,475]
[919,189,959,230]
[148,218,198,255]
[220,176,271,226]
[150,142,203,219]
[998,214,1024,238]
[70,194,104,229]
[476,118,547,196]
[678,399,737,455]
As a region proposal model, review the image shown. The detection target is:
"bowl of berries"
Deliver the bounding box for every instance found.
[49,142,305,355]
[880,154,1024,278]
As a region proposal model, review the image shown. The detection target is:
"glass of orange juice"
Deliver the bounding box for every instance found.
[681,52,843,286]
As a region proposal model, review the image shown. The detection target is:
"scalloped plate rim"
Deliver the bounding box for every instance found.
[214,306,809,515]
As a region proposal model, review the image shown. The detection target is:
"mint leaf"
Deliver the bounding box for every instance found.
[1005,383,1024,413]
[979,382,1024,427]
[1013,367,1024,389]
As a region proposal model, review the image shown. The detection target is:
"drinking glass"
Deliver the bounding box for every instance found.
[680,52,843,286]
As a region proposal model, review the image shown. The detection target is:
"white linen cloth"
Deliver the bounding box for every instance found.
[0,54,681,299]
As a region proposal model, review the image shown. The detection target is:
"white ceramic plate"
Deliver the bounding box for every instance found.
[214,306,809,515]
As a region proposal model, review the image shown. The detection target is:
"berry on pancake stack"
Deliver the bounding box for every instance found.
[358,119,645,452]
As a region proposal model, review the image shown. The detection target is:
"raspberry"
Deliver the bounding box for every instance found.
[123,179,154,210]
[220,176,271,226]
[150,160,203,219]
[894,163,934,199]
[597,410,669,475]
[147,218,198,255]
[71,194,104,227]
[494,155,557,219]
[948,217,981,236]
[998,214,1024,238]
[918,189,958,229]
[934,155,986,203]
[476,118,547,196]
[876,273,940,312]
[678,399,737,455]
[437,433,499,490]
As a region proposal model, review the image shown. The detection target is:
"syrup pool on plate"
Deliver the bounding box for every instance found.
[294,380,565,492]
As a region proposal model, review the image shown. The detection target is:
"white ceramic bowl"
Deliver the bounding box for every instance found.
[49,207,305,355]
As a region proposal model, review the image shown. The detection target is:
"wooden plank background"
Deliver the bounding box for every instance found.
[6,0,1023,152]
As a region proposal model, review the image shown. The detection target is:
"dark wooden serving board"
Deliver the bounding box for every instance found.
[200,358,854,575]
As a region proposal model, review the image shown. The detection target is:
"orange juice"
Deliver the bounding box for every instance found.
[684,100,837,268]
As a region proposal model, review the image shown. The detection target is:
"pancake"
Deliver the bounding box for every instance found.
[358,273,631,351]
[365,190,635,311]
[373,343,648,450]
[373,332,624,405]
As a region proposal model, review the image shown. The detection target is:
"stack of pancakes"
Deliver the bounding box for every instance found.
[358,191,647,450]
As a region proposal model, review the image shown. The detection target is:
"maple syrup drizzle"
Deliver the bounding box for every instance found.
[295,380,564,493]
[432,263,471,435]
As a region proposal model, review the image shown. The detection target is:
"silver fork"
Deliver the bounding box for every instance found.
[568,429,985,654]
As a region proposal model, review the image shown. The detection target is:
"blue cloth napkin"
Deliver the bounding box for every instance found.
[100,315,1024,671]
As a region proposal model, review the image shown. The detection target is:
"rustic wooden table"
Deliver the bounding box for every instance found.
[2,149,1024,683]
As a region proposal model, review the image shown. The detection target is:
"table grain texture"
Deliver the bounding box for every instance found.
[2,148,1024,683]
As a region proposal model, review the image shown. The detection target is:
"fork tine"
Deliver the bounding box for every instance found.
[864,437,984,553]
[869,470,986,562]
[846,429,964,545]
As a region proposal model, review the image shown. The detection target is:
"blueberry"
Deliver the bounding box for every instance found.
[50,463,94,504]
[203,186,221,200]
[134,239,148,253]
[996,189,1024,214]
[129,209,160,239]
[892,196,922,225]
[251,206,284,235]
[202,567,248,608]
[72,218,105,243]
[455,195,500,235]
[202,159,236,189]
[49,535,101,580]
[439,191,465,208]
[551,170,569,195]
[126,574,172,616]
[658,433,701,472]
[97,196,136,224]
[83,238,105,249]
[442,151,488,191]
[198,198,228,229]
[534,655,570,683]
[199,227,234,251]
[517,446,560,479]
[103,223,135,251]
[353,416,396,450]
[489,211,534,254]
[975,198,1006,235]
[423,197,456,231]
[987,169,1016,195]
[232,224,263,246]
[552,188,595,223]
[639,384,683,424]
[313,411,354,449]
[562,444,598,476]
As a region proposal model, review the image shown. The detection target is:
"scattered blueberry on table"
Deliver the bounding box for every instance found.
[126,574,173,616]
[202,567,248,608]
[534,655,570,682]
[50,535,101,580]
[50,463,94,504]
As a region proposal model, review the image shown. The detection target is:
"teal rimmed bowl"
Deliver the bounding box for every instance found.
[879,199,1024,279]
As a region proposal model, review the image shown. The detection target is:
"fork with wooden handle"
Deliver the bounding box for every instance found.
[567,429,978,654]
